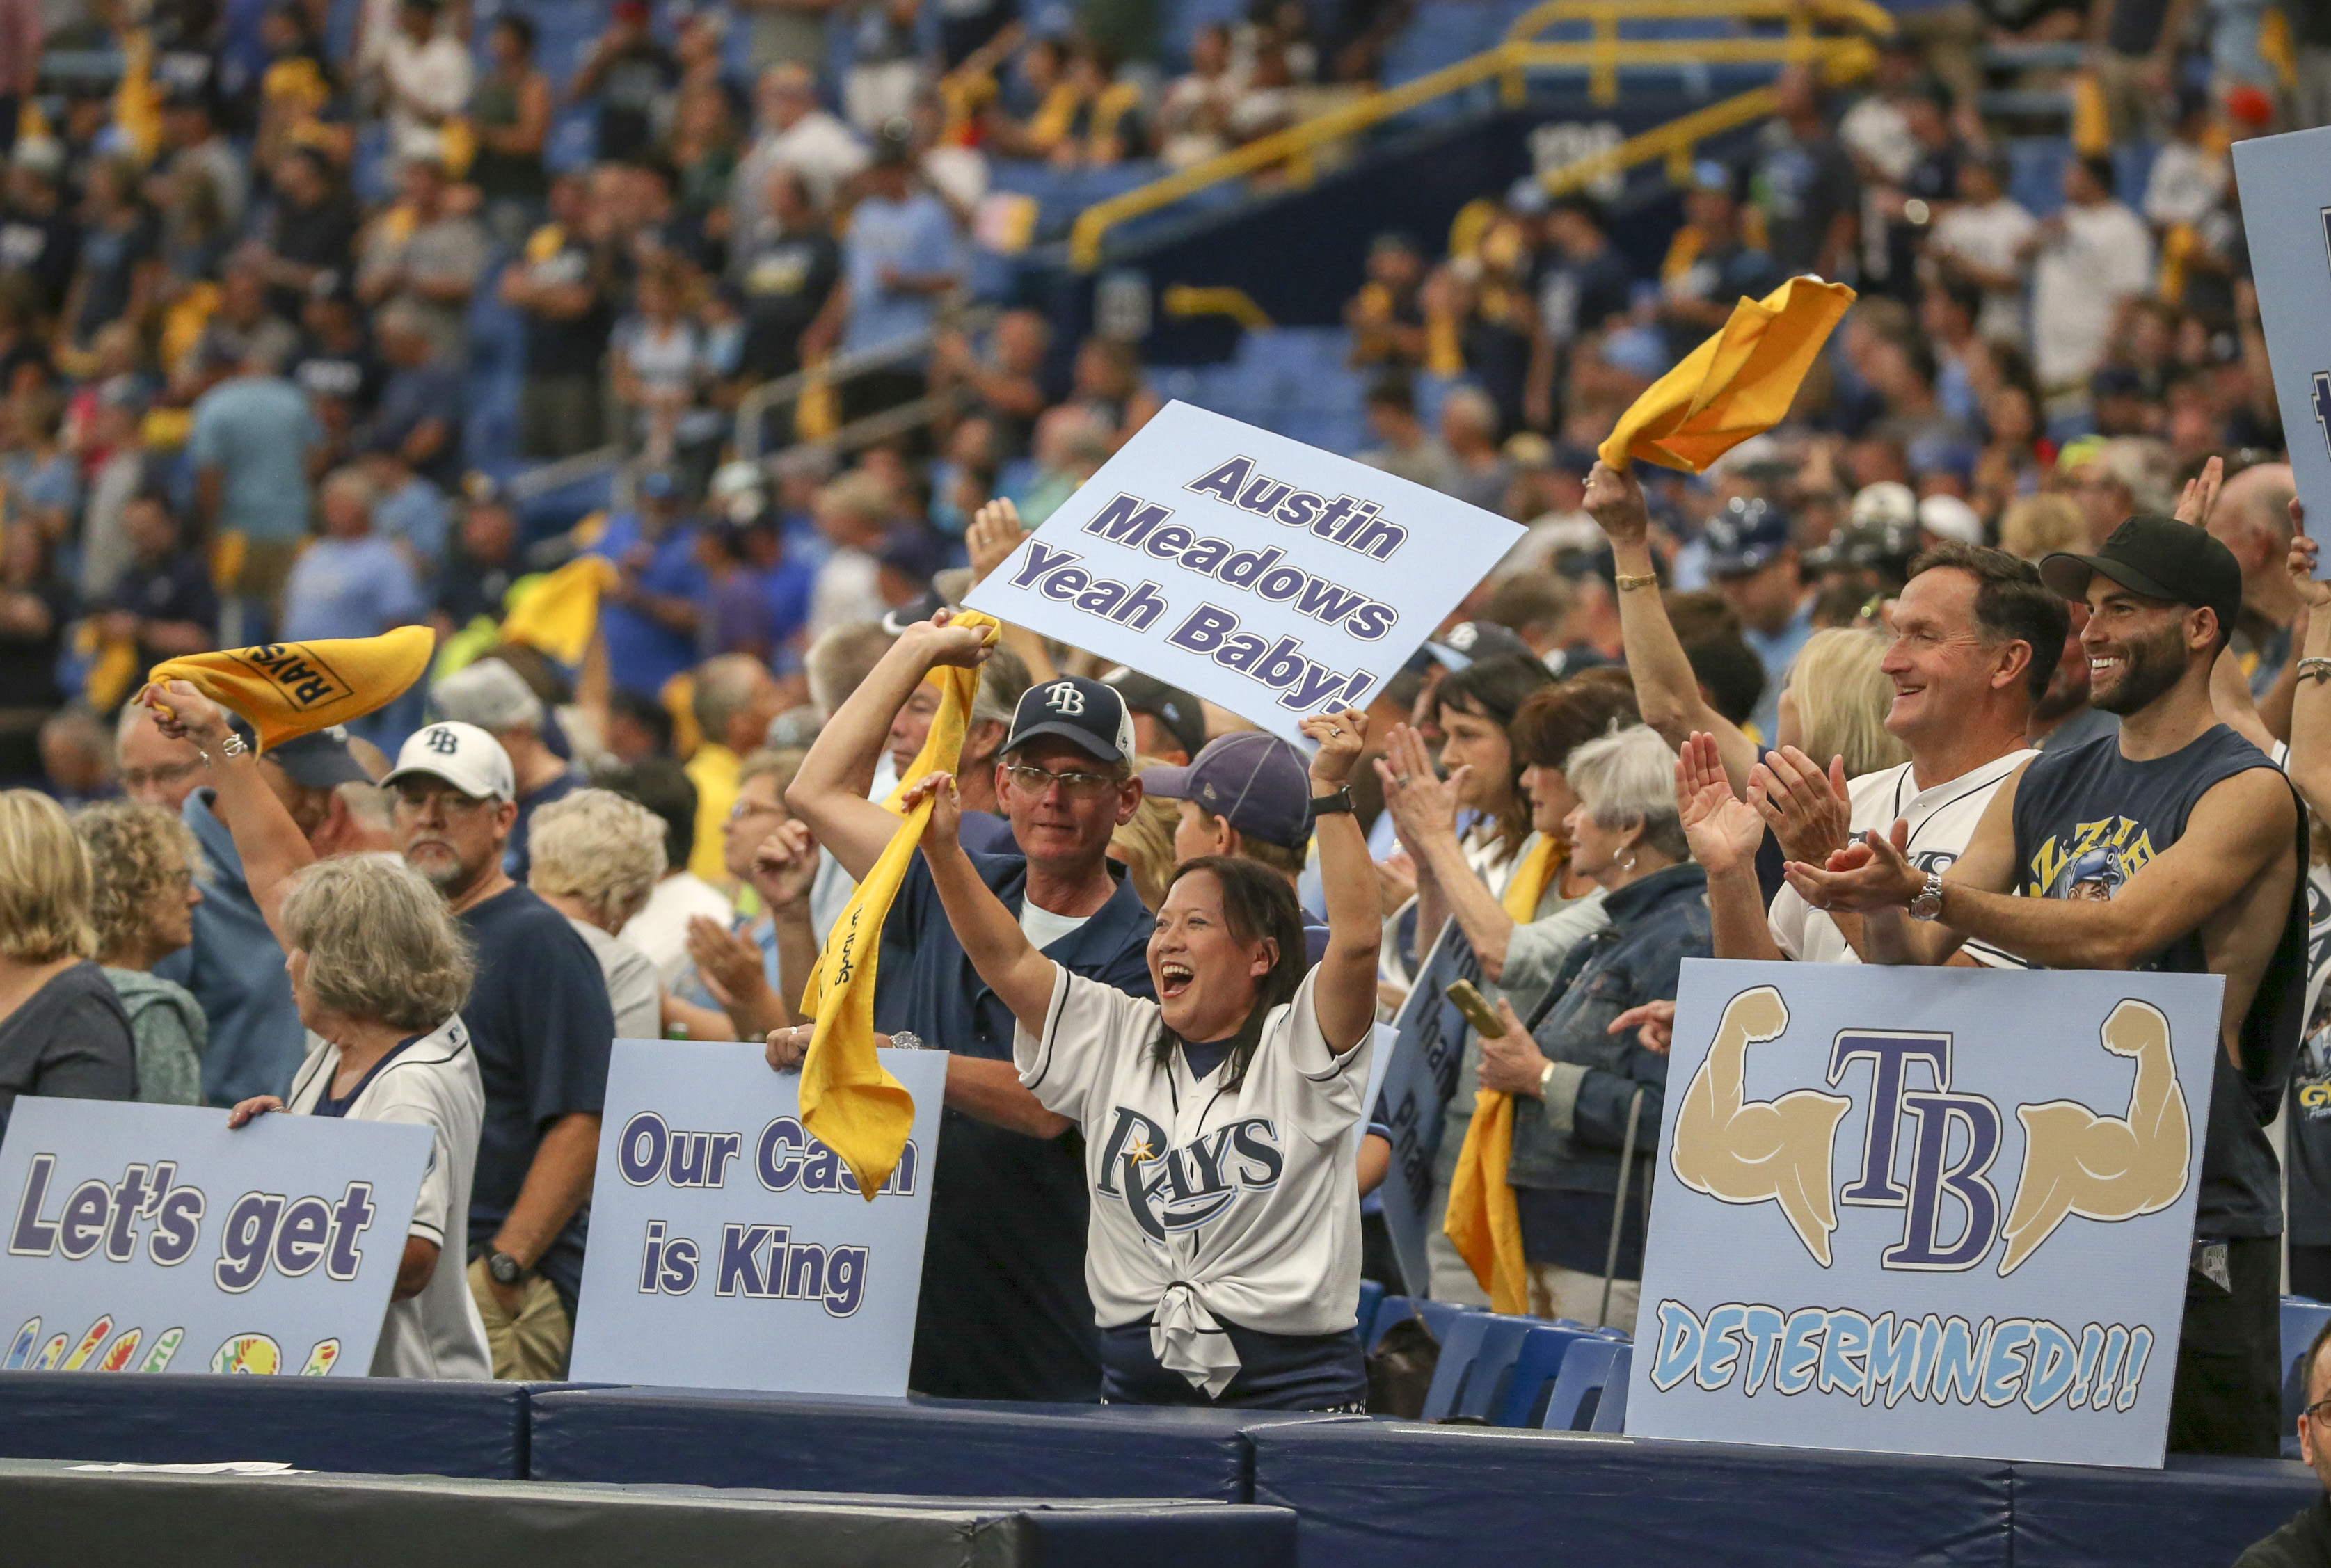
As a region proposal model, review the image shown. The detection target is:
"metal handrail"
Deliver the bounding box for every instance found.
[506,444,625,501]
[733,303,999,461]
[1066,0,1893,271]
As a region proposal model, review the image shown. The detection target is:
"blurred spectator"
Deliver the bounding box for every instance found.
[189,346,326,634]
[1346,231,1429,370]
[845,0,923,134]
[607,754,737,984]
[612,255,719,462]
[807,470,893,638]
[103,494,217,675]
[291,285,383,465]
[362,438,451,574]
[281,467,426,648]
[115,702,205,815]
[1358,374,1457,491]
[1930,150,2035,345]
[591,468,708,700]
[732,166,841,386]
[2028,155,2153,398]
[1750,65,1859,280]
[1657,163,1781,362]
[687,653,783,883]
[1438,385,1509,511]
[804,129,962,424]
[932,308,1050,459]
[375,0,472,168]
[369,303,466,492]
[38,708,112,804]
[735,64,868,227]
[431,657,586,880]
[1156,24,1241,168]
[525,787,667,1041]
[1,141,79,317]
[1065,335,1160,446]
[356,156,488,362]
[2090,0,2191,145]
[63,157,161,353]
[569,0,676,167]
[470,14,552,248]
[1703,497,1811,742]
[0,790,138,1136]
[502,173,612,461]
[77,800,206,1105]
[436,478,521,631]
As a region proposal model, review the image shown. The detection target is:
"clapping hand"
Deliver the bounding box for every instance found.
[1748,745,1852,867]
[685,914,764,1009]
[966,497,1028,586]
[1675,732,1762,877]
[747,817,820,912]
[1781,819,1923,913]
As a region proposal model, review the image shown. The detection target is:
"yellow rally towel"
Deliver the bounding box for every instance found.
[145,627,435,753]
[501,556,618,667]
[799,612,999,1199]
[1442,835,1566,1314]
[1597,276,1855,475]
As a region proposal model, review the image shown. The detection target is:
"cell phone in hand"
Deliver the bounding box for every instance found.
[1445,979,1504,1037]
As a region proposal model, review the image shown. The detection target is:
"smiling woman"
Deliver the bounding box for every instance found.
[904,706,1383,1411]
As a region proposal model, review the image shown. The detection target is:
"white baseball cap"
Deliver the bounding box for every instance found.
[1918,494,1985,547]
[381,721,517,801]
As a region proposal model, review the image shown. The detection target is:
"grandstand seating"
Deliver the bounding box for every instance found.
[1418,1312,1540,1422]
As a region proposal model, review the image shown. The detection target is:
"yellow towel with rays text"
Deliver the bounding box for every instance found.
[501,555,618,667]
[1441,833,1564,1313]
[145,627,434,753]
[1598,276,1855,475]
[798,613,999,1199]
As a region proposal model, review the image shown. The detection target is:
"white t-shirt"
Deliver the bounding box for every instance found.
[1928,198,2038,344]
[1019,900,1092,950]
[568,918,662,1041]
[1767,751,2035,966]
[1016,964,1369,1393]
[285,1017,493,1381]
[622,872,739,986]
[2031,200,2154,388]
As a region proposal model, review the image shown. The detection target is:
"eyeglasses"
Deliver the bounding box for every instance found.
[392,783,496,814]
[2307,1397,2331,1425]
[729,797,785,820]
[1003,764,1119,799]
[121,759,201,792]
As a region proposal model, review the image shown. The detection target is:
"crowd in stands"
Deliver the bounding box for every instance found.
[1,0,2330,1463]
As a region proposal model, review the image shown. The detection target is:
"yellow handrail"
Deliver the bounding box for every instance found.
[1065,0,1892,271]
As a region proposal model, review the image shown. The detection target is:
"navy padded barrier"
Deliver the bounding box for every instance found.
[2009,1455,2321,1568]
[529,1387,1355,1500]
[0,1370,543,1478]
[1249,1421,2012,1568]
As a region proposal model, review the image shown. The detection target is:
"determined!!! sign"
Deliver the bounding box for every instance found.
[963,401,1523,743]
[1626,959,2220,1469]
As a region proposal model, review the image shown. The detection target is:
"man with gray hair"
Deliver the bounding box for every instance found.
[685,653,783,883]
[2206,462,2304,701]
[431,657,584,880]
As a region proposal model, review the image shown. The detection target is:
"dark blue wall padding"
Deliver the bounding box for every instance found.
[528,1387,1355,1498]
[2009,1455,2321,1568]
[1249,1421,2013,1568]
[0,1370,547,1477]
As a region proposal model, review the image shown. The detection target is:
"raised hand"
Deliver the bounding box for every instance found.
[141,678,232,754]
[1782,819,1923,913]
[966,497,1028,586]
[898,770,962,847]
[2172,454,2224,529]
[2289,499,2331,610]
[747,817,820,911]
[1374,723,1464,848]
[1584,460,1650,547]
[1676,731,1763,877]
[1300,707,1369,788]
[916,607,998,669]
[1749,745,1852,867]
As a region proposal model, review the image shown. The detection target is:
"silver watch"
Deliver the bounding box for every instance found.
[1907,868,1945,922]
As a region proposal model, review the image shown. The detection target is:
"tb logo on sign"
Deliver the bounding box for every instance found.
[1671,987,2191,1277]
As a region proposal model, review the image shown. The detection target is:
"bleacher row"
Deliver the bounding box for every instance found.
[6,1292,2330,1568]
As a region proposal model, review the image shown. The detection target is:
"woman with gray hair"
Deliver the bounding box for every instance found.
[527,788,666,1041]
[1468,723,1708,1331]
[75,801,207,1105]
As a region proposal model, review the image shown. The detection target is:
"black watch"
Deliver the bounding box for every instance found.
[1309,787,1354,815]
[485,1250,527,1288]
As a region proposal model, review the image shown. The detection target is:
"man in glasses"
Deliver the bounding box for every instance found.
[785,615,1154,1402]
[2235,1316,2331,1566]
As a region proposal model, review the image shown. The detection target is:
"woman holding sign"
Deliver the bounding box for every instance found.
[145,683,494,1382]
[898,707,1380,1410]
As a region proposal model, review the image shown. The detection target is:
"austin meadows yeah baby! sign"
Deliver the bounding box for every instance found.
[964,401,1524,743]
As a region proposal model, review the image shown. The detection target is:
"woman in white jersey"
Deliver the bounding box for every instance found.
[148,684,493,1380]
[900,706,1381,1409]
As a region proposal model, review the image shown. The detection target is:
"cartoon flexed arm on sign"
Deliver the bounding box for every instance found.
[1671,986,1851,1266]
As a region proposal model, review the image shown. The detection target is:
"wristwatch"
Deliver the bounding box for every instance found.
[485,1250,527,1288]
[1309,787,1354,815]
[1907,868,1945,922]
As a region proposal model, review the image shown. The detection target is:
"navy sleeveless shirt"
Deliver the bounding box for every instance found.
[2003,726,2307,1240]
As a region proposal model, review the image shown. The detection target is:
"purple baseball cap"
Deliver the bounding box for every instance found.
[1142,731,1312,852]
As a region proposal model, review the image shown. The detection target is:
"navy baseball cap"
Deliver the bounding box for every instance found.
[1003,675,1136,765]
[264,724,372,789]
[1101,667,1207,759]
[1704,495,1792,577]
[1143,732,1312,852]
[1418,619,1532,673]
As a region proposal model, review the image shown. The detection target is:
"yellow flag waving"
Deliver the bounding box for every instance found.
[1598,276,1855,474]
[1442,835,1565,1315]
[799,611,999,1200]
[502,556,619,667]
[145,627,434,753]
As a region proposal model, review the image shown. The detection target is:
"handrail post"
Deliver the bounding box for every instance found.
[1591,9,1618,104]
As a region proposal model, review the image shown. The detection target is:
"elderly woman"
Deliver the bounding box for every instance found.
[526,787,667,1041]
[0,790,138,1134]
[76,800,207,1105]
[145,680,493,1380]
[1473,725,1708,1332]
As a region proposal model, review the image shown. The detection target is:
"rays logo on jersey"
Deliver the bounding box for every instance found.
[1093,1107,1284,1242]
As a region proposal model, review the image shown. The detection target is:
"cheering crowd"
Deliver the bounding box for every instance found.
[0,0,2327,1471]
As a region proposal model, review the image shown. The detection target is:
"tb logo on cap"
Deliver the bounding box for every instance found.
[1044,682,1085,716]
[424,726,462,755]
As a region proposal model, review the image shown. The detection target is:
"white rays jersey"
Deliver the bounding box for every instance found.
[1016,963,1371,1384]
[1767,750,2035,966]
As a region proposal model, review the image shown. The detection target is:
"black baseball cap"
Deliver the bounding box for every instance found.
[1003,675,1136,765]
[262,724,372,789]
[1101,668,1207,759]
[2039,515,2243,646]
[1417,620,1532,672]
[1142,732,1312,852]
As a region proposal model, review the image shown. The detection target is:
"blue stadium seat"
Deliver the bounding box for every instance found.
[1367,1294,1418,1350]
[1538,1336,1624,1431]
[1588,1345,1632,1432]
[1495,1324,1591,1427]
[1419,1313,1538,1423]
[2280,1296,2331,1459]
[1356,1279,1385,1347]
[1365,1294,1465,1352]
